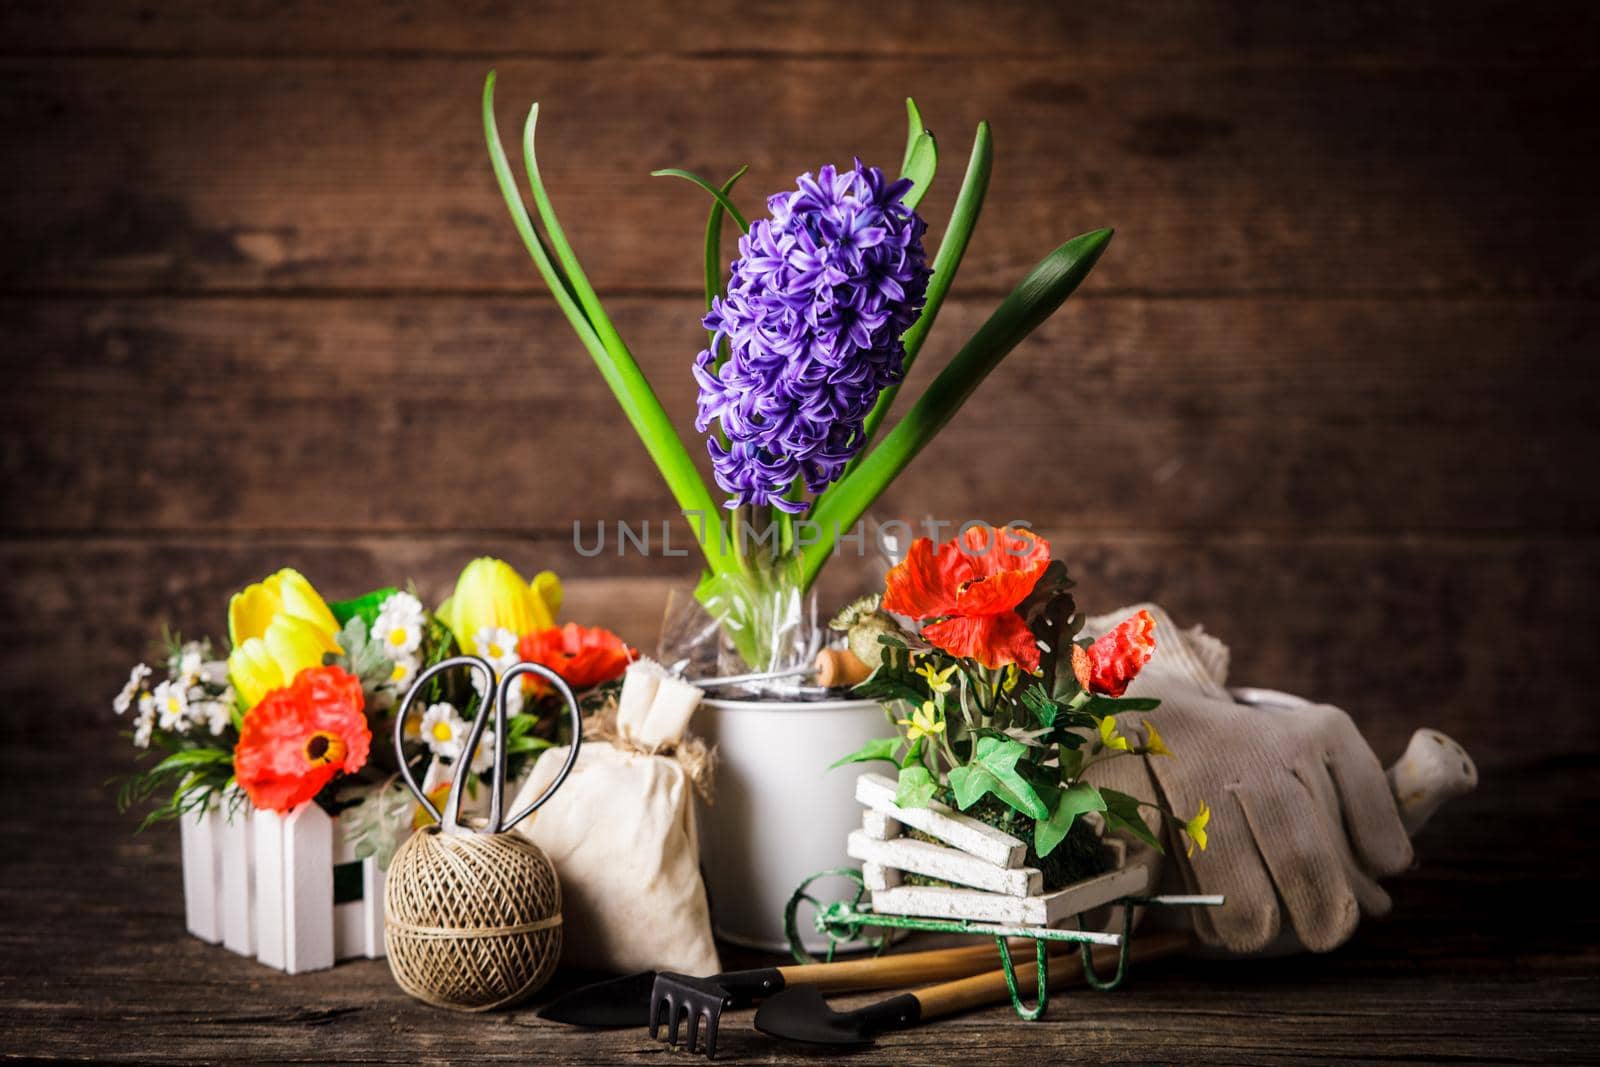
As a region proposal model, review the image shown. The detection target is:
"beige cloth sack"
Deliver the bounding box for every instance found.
[510,700,721,976]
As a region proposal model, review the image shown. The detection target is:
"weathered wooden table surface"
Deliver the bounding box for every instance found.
[5,740,1594,1064]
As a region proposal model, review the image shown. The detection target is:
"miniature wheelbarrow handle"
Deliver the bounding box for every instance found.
[392,655,583,836]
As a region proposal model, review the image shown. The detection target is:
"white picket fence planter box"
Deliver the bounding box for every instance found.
[178,800,387,974]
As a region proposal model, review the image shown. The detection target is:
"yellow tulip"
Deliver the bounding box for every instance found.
[226,568,343,709]
[228,568,340,649]
[436,557,562,655]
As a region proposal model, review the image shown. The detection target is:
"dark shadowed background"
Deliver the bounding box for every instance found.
[1,3,1598,1059]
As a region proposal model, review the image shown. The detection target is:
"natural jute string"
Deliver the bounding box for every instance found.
[384,827,562,1012]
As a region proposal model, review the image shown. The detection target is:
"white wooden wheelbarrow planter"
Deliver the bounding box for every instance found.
[178,801,386,974]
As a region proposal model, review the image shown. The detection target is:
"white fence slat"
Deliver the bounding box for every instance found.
[361,858,386,959]
[331,821,362,961]
[855,772,1025,868]
[252,809,286,970]
[180,804,222,943]
[870,863,1149,926]
[282,804,335,975]
[219,807,255,956]
[847,830,1043,897]
[862,861,901,892]
[862,808,901,841]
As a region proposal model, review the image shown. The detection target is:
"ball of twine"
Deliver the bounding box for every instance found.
[384,826,563,1011]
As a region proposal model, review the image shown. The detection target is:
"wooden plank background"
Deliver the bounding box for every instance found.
[2,1,1596,773]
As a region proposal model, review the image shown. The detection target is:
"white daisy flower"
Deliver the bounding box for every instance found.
[113,663,152,716]
[419,702,466,758]
[194,700,232,736]
[473,626,520,672]
[375,592,427,660]
[177,644,205,686]
[470,662,526,717]
[152,680,190,732]
[468,729,498,775]
[133,692,157,748]
[388,655,419,691]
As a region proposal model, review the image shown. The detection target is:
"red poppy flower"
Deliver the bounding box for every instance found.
[882,526,1052,671]
[1086,610,1157,697]
[234,665,370,813]
[517,623,635,693]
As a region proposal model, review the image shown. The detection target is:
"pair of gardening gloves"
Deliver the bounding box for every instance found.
[1083,604,1414,955]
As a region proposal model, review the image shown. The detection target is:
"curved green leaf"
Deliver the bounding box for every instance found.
[901,98,926,174]
[702,164,750,314]
[900,131,937,212]
[829,735,900,770]
[483,72,733,579]
[948,736,1048,819]
[854,121,993,464]
[652,167,751,234]
[896,764,939,808]
[802,227,1114,588]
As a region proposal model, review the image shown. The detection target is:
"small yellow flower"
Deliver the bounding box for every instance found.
[1141,718,1172,757]
[1185,800,1211,856]
[915,661,958,695]
[1098,715,1130,751]
[897,700,946,743]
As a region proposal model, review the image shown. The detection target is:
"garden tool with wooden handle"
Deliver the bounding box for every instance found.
[540,941,1019,1055]
[754,932,1192,1046]
[1082,604,1478,957]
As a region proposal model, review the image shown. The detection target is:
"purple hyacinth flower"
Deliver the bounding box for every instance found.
[695,160,931,513]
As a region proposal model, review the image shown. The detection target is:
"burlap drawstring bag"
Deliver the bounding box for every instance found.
[510,699,720,976]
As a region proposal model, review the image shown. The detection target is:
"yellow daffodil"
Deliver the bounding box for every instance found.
[897,700,946,744]
[1141,718,1172,757]
[436,557,561,655]
[1185,800,1211,856]
[1098,714,1130,751]
[916,660,958,695]
[227,569,343,709]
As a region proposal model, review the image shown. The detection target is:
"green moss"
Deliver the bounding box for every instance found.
[904,791,1107,891]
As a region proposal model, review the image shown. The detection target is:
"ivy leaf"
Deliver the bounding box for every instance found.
[1101,787,1163,852]
[948,737,1048,819]
[1057,744,1084,778]
[1035,781,1106,857]
[895,764,938,808]
[829,736,901,770]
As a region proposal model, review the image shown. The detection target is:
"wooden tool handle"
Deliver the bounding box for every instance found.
[913,933,1193,1020]
[815,648,872,688]
[779,941,1010,992]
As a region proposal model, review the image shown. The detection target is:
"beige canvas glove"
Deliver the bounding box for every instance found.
[1083,604,1413,954]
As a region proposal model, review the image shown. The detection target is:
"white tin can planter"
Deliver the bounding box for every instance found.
[178,800,388,974]
[694,695,892,952]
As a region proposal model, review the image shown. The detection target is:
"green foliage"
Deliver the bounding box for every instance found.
[1101,787,1162,851]
[948,736,1048,820]
[829,736,901,770]
[343,780,414,869]
[895,764,939,808]
[1034,781,1106,858]
[329,616,393,693]
[328,587,398,629]
[115,737,238,831]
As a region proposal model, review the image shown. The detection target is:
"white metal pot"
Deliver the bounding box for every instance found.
[694,695,892,952]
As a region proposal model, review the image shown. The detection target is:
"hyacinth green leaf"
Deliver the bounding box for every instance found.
[701,164,750,314]
[652,168,751,234]
[900,131,938,212]
[901,98,926,174]
[854,120,993,461]
[801,227,1113,589]
[483,71,732,579]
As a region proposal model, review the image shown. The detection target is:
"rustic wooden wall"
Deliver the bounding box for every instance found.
[2,1,1596,775]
